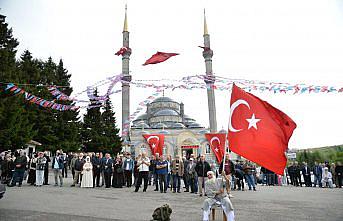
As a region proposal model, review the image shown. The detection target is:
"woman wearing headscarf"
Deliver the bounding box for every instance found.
[81,156,93,188]
[27,153,37,185]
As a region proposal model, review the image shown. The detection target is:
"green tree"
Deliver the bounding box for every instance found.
[53,59,80,152]
[101,97,122,154]
[81,89,103,152]
[0,15,36,150]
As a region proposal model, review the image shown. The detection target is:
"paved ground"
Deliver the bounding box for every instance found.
[0,175,342,221]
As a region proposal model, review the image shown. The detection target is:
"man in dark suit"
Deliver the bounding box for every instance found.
[312,161,322,187]
[103,153,113,188]
[92,152,102,187]
[301,162,311,187]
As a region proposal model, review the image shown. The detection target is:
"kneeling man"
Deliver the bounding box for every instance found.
[202,171,235,221]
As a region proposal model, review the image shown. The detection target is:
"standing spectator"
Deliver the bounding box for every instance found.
[81,156,93,188]
[43,152,50,185]
[166,155,172,190]
[149,154,159,191]
[122,152,134,188]
[195,155,211,197]
[302,162,311,187]
[71,153,85,187]
[27,153,37,185]
[134,152,150,192]
[171,155,184,193]
[234,161,245,191]
[70,153,77,181]
[51,150,64,187]
[103,153,113,188]
[133,154,141,187]
[243,160,256,191]
[1,154,12,185]
[62,153,68,178]
[99,152,105,187]
[187,158,198,194]
[331,163,336,187]
[35,152,46,187]
[9,150,27,187]
[92,152,102,187]
[335,162,342,188]
[322,167,333,188]
[183,156,190,192]
[294,161,302,187]
[112,156,124,188]
[288,162,296,186]
[313,162,323,187]
[219,153,235,196]
[156,155,168,193]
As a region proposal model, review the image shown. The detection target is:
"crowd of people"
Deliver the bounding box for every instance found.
[1,149,342,192]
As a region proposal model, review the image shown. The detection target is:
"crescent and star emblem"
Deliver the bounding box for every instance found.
[210,137,220,152]
[147,136,159,148]
[229,99,261,133]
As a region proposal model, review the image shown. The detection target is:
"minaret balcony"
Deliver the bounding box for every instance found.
[202,49,213,59]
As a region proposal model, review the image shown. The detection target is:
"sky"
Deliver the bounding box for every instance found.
[1,0,343,149]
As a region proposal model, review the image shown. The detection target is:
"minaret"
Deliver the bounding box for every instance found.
[202,9,217,132]
[122,5,132,140]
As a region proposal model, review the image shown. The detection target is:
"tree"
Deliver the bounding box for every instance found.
[81,89,104,152]
[101,97,122,154]
[53,59,80,152]
[0,15,36,151]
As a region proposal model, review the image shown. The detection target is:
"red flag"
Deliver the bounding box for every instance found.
[143,51,179,66]
[205,133,226,164]
[228,84,297,175]
[143,134,165,156]
[115,47,128,56]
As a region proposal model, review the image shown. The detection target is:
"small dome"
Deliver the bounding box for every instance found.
[184,115,195,121]
[188,123,202,128]
[154,109,179,116]
[132,122,150,129]
[198,129,210,134]
[136,113,148,120]
[152,123,168,129]
[159,130,170,134]
[171,123,186,128]
[151,97,175,103]
[137,130,150,135]
[218,128,227,134]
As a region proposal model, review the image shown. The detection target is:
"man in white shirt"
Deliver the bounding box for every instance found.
[134,152,150,192]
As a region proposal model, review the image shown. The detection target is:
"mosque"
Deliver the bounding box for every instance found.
[119,6,237,161]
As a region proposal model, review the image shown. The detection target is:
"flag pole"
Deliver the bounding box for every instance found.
[222,83,234,175]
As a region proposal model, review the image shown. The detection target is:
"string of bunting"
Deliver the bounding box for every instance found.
[5,83,80,111]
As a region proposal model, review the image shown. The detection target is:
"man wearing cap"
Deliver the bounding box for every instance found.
[187,158,198,194]
[202,171,235,221]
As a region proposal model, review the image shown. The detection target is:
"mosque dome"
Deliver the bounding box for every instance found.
[188,123,202,128]
[154,109,179,117]
[171,122,186,129]
[152,122,168,129]
[151,97,175,103]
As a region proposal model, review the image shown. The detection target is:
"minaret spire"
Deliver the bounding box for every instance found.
[202,9,217,132]
[121,4,132,141]
[123,4,128,32]
[204,9,208,35]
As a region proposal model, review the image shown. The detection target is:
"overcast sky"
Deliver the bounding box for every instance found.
[1,0,343,149]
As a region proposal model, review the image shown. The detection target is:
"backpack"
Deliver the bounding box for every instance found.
[151,204,172,221]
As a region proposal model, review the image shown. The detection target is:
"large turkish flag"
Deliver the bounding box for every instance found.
[228,84,297,175]
[143,52,179,65]
[143,134,165,156]
[205,133,226,164]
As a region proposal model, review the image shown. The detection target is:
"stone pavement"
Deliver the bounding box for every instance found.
[0,175,342,221]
